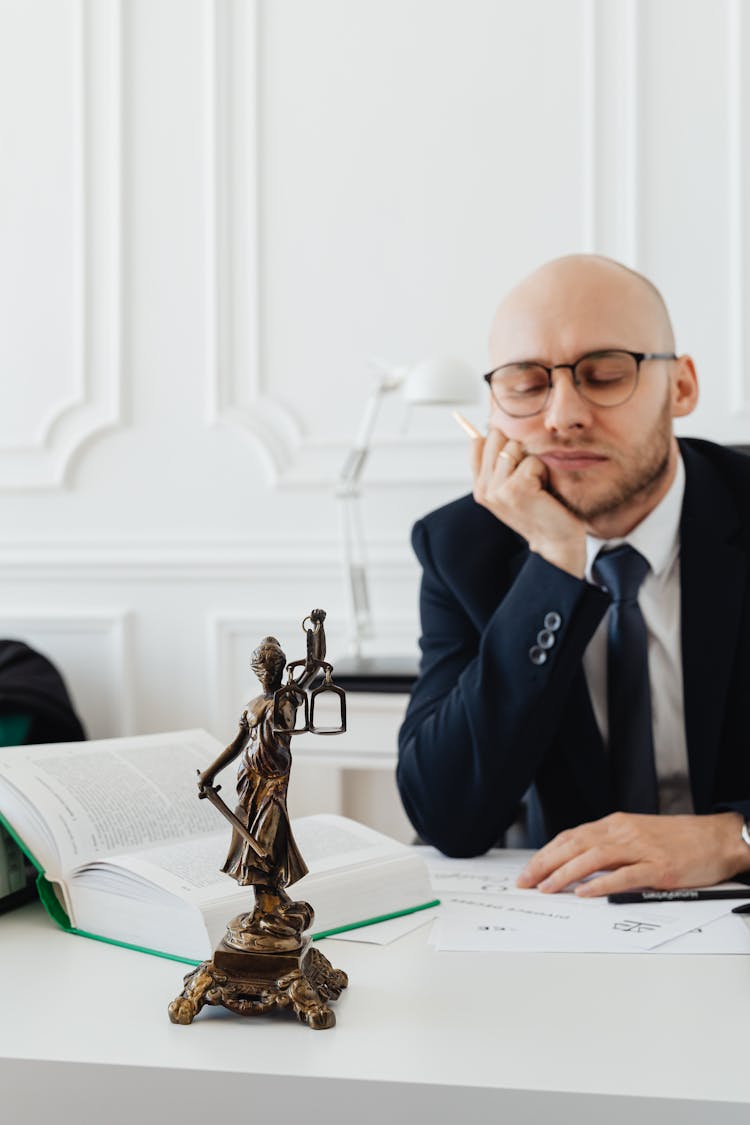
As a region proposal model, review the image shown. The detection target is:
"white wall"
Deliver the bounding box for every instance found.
[1,0,748,823]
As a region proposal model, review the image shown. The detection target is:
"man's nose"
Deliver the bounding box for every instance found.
[543,368,593,432]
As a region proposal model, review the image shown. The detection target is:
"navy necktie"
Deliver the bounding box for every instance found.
[592,544,659,814]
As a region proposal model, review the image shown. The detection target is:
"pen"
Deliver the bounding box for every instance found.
[452,410,482,439]
[732,902,750,915]
[608,889,750,904]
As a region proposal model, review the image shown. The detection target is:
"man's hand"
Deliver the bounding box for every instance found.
[516,811,749,896]
[471,427,587,578]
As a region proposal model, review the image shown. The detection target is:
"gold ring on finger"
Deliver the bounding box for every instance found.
[498,450,518,465]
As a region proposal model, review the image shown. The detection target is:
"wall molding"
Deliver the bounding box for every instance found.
[208,0,301,481]
[208,0,476,489]
[0,0,122,491]
[209,0,648,486]
[208,612,418,734]
[582,0,640,262]
[0,539,418,581]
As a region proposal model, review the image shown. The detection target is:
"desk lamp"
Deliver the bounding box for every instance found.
[337,357,477,674]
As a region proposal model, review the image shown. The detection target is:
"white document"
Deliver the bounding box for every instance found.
[329,907,439,945]
[420,847,749,954]
[651,911,750,955]
[431,892,738,953]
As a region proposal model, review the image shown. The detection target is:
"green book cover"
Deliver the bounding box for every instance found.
[0,810,438,965]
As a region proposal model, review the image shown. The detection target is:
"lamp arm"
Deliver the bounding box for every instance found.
[337,371,401,657]
[338,371,402,493]
[338,489,370,658]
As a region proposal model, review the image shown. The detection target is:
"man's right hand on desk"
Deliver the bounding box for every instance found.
[515,811,750,896]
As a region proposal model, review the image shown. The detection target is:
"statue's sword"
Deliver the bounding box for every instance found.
[197,778,268,864]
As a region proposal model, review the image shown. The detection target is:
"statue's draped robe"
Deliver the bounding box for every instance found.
[222,705,308,889]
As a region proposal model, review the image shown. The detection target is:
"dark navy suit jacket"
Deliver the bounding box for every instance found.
[397,437,750,856]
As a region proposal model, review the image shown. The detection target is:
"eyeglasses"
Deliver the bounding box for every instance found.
[483,349,677,418]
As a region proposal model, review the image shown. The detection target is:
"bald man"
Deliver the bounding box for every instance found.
[397,255,750,896]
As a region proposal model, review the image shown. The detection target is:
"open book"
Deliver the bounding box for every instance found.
[0,729,437,963]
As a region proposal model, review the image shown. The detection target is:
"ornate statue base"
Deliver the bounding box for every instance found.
[168,908,348,1030]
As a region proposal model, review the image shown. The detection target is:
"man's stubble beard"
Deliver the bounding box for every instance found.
[545,393,673,523]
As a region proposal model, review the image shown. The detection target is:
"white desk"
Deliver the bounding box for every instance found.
[3,902,750,1124]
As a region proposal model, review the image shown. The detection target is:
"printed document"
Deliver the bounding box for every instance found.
[420,849,750,954]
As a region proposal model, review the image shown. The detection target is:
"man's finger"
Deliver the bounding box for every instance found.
[535,845,612,893]
[512,451,548,486]
[478,427,503,482]
[469,434,486,480]
[574,862,653,898]
[516,832,588,887]
[493,439,524,476]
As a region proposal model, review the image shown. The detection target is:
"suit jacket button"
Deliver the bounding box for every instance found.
[537,629,555,649]
[529,645,547,665]
[544,611,562,631]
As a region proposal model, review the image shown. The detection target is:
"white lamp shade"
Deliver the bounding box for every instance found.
[401,357,478,405]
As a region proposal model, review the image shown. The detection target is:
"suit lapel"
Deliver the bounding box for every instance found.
[679,443,746,811]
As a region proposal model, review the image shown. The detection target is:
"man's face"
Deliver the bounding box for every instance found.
[487,261,697,533]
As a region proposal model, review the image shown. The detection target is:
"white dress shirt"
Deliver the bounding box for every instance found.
[582,455,693,814]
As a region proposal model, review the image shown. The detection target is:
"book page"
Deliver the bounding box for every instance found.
[0,730,222,876]
[75,832,235,905]
[75,815,410,906]
[72,813,433,949]
[289,814,406,880]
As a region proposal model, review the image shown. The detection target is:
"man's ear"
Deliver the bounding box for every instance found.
[671,355,699,418]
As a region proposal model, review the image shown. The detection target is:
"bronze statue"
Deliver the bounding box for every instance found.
[168,610,348,1029]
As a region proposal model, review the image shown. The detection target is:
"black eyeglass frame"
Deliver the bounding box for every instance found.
[482,349,678,418]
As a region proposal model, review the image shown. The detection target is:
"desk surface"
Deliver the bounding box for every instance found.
[4,902,750,1124]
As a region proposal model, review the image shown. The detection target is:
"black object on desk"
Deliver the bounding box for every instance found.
[608,888,750,904]
[331,657,419,695]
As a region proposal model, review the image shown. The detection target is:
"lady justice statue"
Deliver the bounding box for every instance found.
[168,610,348,1030]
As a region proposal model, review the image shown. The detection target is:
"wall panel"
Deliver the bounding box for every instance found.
[215,0,592,487]
[0,0,121,489]
[0,0,747,832]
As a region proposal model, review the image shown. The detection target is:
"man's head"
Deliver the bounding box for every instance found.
[486,254,698,537]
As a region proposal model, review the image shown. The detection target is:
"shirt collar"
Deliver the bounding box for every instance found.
[585,452,685,582]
